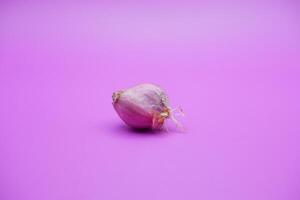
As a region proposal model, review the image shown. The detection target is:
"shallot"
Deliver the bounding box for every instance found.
[112,83,183,130]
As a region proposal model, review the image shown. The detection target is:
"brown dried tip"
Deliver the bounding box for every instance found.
[112,90,123,103]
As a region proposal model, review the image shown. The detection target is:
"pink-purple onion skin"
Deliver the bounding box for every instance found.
[112,83,171,129]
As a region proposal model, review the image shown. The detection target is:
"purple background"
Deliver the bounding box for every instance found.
[0,1,299,200]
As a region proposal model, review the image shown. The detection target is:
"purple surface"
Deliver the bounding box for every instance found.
[0,1,299,200]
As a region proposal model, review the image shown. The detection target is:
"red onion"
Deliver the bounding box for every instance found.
[112,83,183,130]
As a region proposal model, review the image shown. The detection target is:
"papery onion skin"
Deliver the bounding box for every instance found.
[112,83,170,129]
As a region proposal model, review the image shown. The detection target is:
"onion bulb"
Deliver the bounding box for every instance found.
[112,83,183,130]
